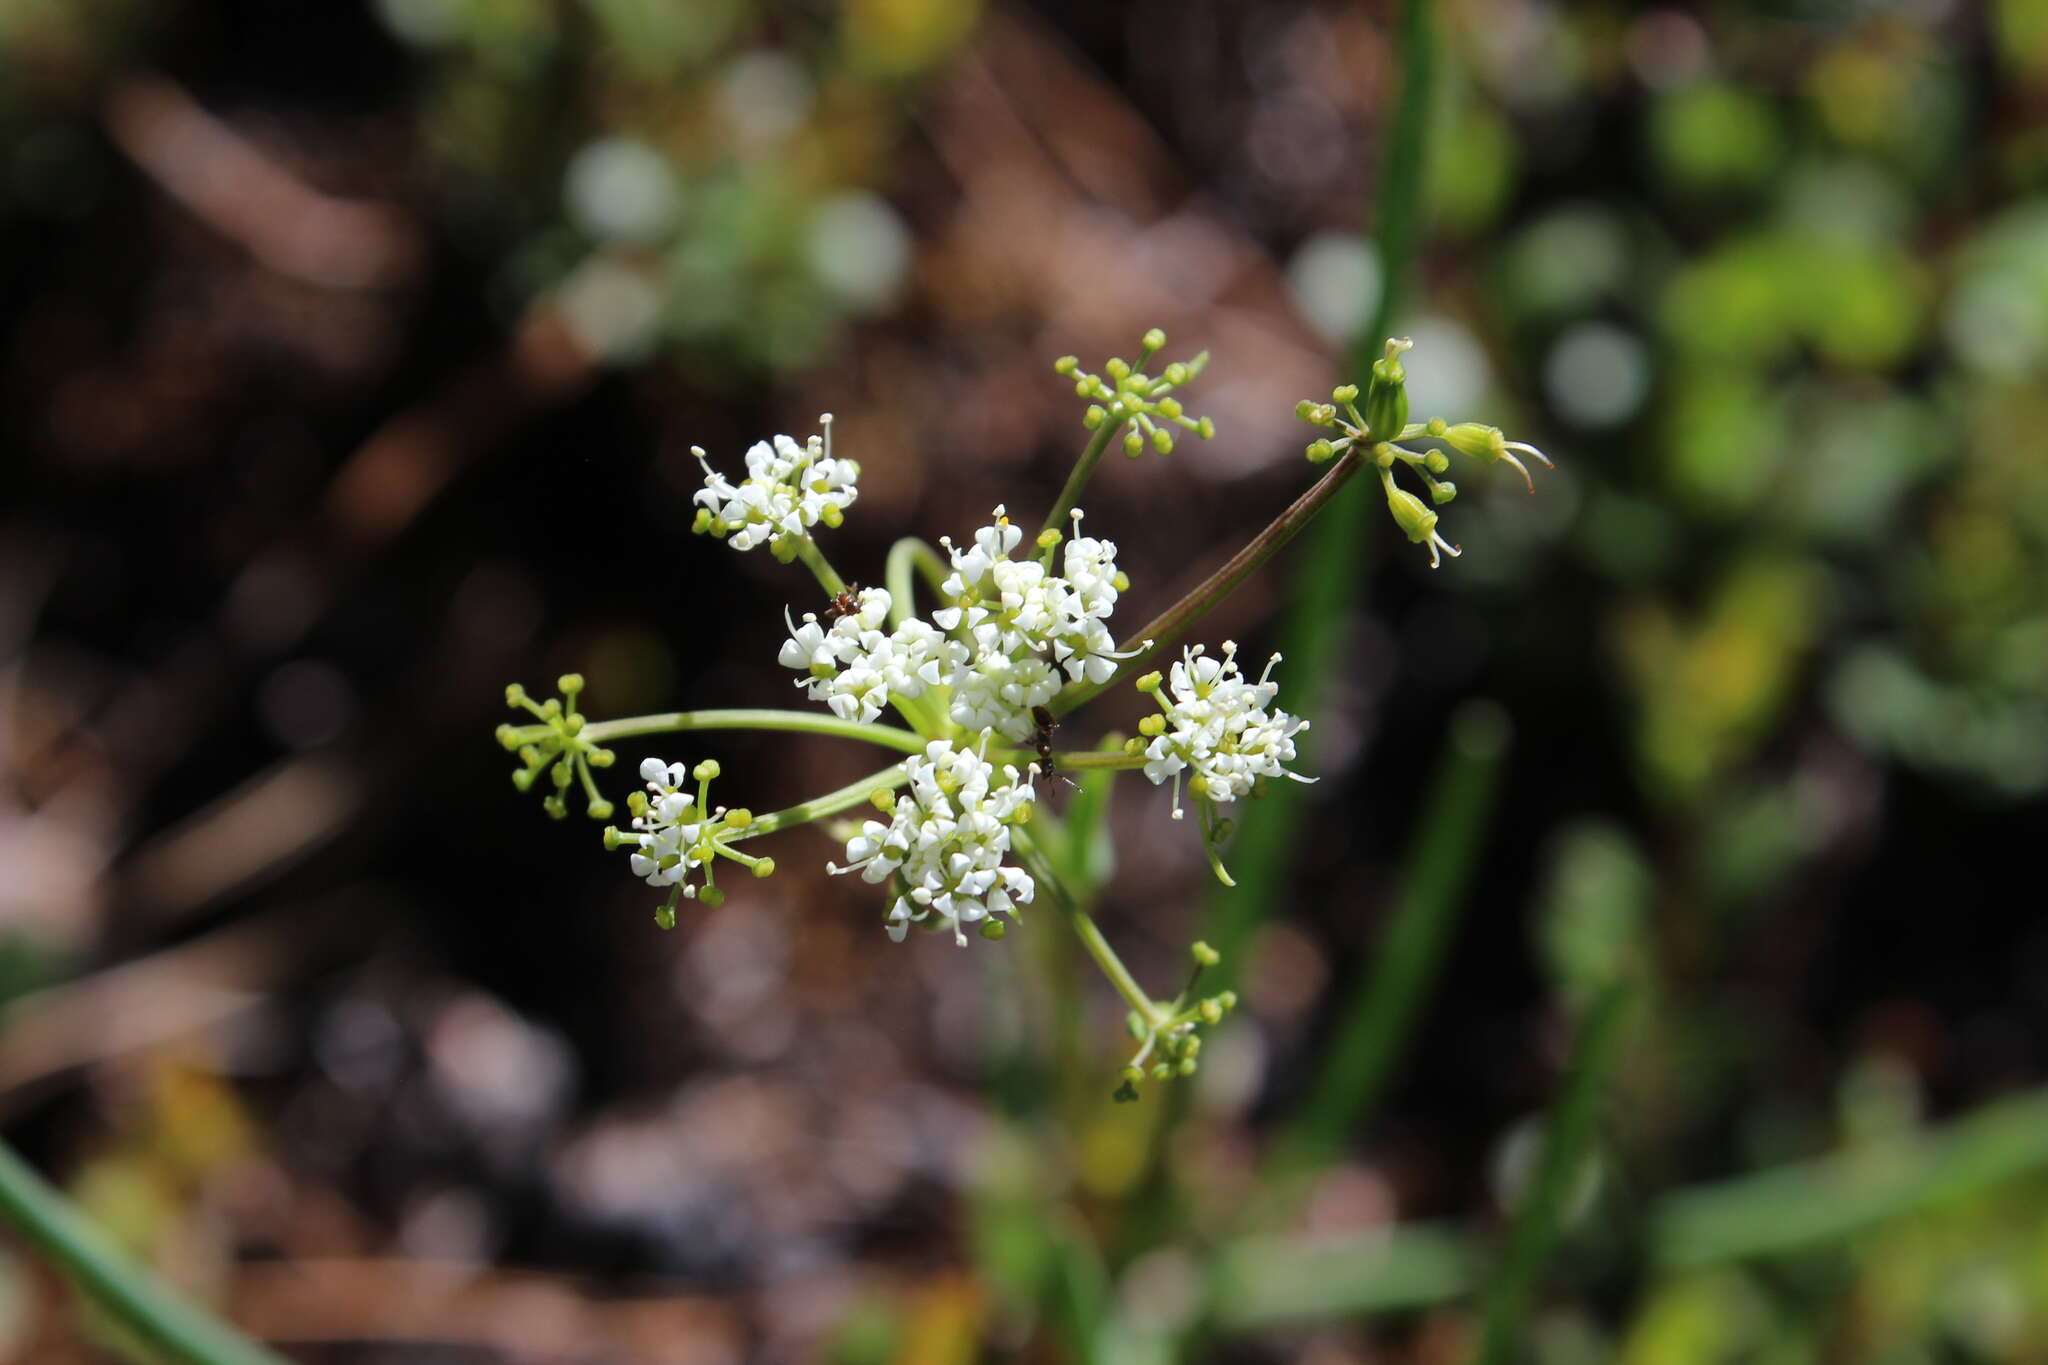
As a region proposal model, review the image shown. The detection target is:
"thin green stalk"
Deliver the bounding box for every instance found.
[729,759,908,840]
[884,536,951,627]
[563,709,927,754]
[1280,701,1511,1163]
[1048,445,1371,718]
[1197,0,1437,990]
[1038,423,1121,552]
[792,535,849,598]
[1474,983,1632,1365]
[0,1138,288,1365]
[1209,1082,2048,1330]
[1015,834,1160,1025]
[1047,750,1146,772]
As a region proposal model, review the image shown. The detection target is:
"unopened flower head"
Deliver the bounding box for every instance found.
[1055,328,1217,456]
[1141,641,1312,818]
[693,414,858,552]
[830,740,1037,945]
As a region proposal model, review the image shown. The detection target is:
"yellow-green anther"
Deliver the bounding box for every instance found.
[1191,940,1220,967]
[1054,355,1079,375]
[1163,361,1188,385]
[1106,356,1131,381]
[1156,396,1183,419]
[1139,714,1167,737]
[1037,528,1063,552]
[1124,736,1147,756]
[1375,444,1397,470]
[1142,327,1167,351]
[1177,1057,1198,1078]
[1126,1010,1148,1041]
[1124,430,1145,457]
[753,857,776,878]
[693,759,721,781]
[1151,426,1173,454]
[587,797,613,820]
[979,918,1007,940]
[1332,383,1359,403]
[724,808,752,829]
[700,886,725,908]
[1196,417,1215,439]
[495,724,519,750]
[602,826,624,850]
[1295,398,1319,422]
[1136,670,1164,693]
[1431,480,1458,505]
[655,904,676,930]
[504,683,528,707]
[557,673,584,695]
[1306,438,1337,463]
[1082,404,1108,430]
[1425,450,1450,474]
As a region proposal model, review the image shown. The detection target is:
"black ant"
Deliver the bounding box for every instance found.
[1031,705,1079,794]
[823,583,863,622]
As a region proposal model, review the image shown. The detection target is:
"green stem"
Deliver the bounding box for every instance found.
[730,759,911,841]
[1038,422,1122,556]
[0,1138,289,1365]
[884,536,952,627]
[564,709,926,754]
[1278,701,1511,1164]
[1474,983,1632,1365]
[1048,445,1371,718]
[792,535,848,598]
[1047,750,1146,771]
[1016,833,1159,1025]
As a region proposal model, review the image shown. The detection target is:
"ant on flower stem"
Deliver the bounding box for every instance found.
[1031,705,1078,794]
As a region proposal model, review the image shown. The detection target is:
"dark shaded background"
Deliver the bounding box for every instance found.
[4,0,2048,1360]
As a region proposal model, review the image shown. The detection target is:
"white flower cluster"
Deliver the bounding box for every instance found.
[773,506,1135,746]
[693,415,858,552]
[1142,642,1312,817]
[830,740,1037,944]
[778,587,953,724]
[627,758,719,894]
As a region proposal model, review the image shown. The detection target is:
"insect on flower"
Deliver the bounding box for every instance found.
[823,583,865,622]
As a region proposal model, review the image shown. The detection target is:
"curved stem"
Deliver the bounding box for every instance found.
[730,759,911,841]
[1038,422,1122,556]
[563,709,927,754]
[1049,446,1370,717]
[0,1138,289,1365]
[792,535,848,598]
[1015,832,1160,1025]
[884,536,952,628]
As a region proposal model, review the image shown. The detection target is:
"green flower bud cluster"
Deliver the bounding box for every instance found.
[1295,337,1554,569]
[1112,940,1239,1103]
[1054,328,1217,458]
[497,675,618,820]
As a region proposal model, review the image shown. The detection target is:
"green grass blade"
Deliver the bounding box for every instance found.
[1281,701,1511,1163]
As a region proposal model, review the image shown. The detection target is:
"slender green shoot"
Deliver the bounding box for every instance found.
[1196,0,1438,985]
[1474,983,1632,1365]
[1280,701,1512,1163]
[0,1138,289,1365]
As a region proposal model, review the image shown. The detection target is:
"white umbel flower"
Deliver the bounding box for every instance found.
[1143,641,1312,816]
[778,587,959,724]
[830,740,1037,945]
[694,414,858,551]
[628,758,713,893]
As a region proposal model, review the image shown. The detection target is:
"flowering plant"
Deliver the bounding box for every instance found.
[497,329,1547,1094]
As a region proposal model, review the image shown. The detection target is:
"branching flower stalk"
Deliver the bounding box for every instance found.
[496,328,1549,1094]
